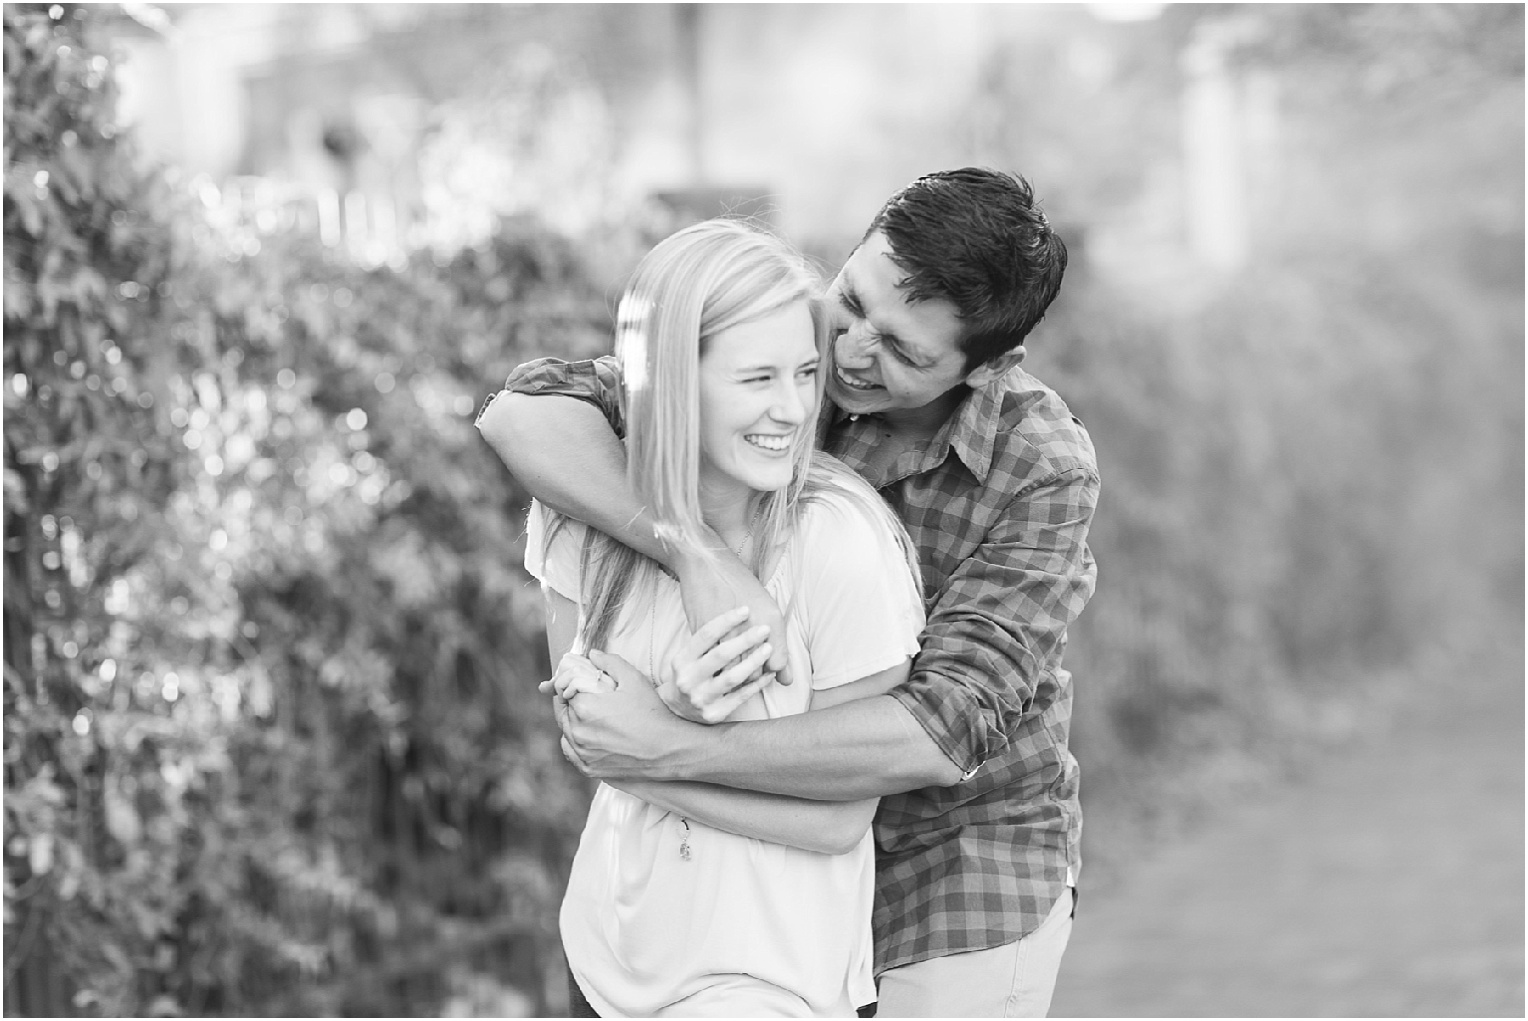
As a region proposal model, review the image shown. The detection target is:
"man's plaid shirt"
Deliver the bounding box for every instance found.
[493,356,1100,974]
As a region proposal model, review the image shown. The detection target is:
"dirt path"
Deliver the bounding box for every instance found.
[1052,649,1524,1018]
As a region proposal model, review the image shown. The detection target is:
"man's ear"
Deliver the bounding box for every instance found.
[964,346,1026,389]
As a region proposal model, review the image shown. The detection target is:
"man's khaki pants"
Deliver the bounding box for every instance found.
[874,889,1075,1018]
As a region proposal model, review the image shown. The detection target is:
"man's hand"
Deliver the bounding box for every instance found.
[674,549,793,687]
[555,650,701,780]
[657,606,776,724]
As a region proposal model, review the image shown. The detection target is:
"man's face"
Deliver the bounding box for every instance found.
[822,231,973,419]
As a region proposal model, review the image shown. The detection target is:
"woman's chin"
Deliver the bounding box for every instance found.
[737,468,795,494]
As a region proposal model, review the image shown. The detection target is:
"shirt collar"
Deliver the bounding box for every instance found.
[823,368,1009,484]
[917,370,1007,483]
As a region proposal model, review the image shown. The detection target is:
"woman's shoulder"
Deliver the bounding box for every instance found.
[525,499,587,599]
[778,457,925,682]
[790,457,912,573]
[527,499,590,553]
[794,461,892,538]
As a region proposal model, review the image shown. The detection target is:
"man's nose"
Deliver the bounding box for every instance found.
[837,320,877,364]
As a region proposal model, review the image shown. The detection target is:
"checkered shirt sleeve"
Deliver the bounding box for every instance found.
[482,355,626,435]
[891,467,1098,776]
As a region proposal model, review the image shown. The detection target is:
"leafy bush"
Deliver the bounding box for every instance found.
[5,6,611,1015]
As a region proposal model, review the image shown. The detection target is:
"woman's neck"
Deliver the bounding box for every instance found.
[698,479,760,554]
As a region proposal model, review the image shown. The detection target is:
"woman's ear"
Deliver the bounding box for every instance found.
[963,346,1026,389]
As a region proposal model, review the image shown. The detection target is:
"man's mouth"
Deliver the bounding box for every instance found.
[835,367,880,392]
[744,433,792,453]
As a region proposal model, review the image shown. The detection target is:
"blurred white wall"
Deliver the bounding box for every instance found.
[111,3,1247,266]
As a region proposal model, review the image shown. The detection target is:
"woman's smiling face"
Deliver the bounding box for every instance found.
[697,299,819,501]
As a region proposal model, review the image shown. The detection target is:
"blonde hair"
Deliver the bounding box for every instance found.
[552,218,920,650]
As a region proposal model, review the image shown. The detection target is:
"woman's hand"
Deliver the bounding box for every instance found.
[674,548,792,687]
[658,606,777,724]
[539,652,617,701]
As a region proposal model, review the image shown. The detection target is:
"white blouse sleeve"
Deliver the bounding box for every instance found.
[523,499,585,604]
[793,492,925,691]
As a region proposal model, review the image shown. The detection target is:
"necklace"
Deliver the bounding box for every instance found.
[639,598,691,860]
[732,501,762,562]
[662,502,761,864]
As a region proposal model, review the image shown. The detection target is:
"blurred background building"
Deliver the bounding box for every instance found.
[107,2,1299,287]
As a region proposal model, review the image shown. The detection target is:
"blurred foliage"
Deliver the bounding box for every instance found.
[4,5,610,1015]
[1014,4,1524,810]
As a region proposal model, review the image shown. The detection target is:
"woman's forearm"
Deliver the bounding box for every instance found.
[609,779,875,856]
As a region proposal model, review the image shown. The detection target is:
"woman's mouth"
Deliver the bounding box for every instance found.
[745,433,792,453]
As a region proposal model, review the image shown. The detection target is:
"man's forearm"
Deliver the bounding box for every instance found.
[484,391,796,683]
[658,693,964,800]
[477,392,676,566]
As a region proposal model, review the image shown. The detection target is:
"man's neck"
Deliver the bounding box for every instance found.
[880,385,968,444]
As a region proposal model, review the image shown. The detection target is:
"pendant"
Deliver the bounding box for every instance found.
[679,819,692,861]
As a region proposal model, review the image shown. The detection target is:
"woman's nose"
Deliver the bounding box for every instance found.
[770,380,808,424]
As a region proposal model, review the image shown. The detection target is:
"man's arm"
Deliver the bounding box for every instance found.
[884,468,1100,778]
[563,468,1099,799]
[480,391,671,563]
[569,657,960,799]
[476,359,792,683]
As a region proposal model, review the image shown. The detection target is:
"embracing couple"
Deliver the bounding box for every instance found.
[477,168,1099,1018]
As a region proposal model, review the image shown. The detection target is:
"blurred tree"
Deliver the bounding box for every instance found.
[5,4,612,1015]
[988,3,1523,809]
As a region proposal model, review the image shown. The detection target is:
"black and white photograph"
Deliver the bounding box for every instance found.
[3,3,1523,1017]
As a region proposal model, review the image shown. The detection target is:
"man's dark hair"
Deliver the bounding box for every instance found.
[866,167,1067,371]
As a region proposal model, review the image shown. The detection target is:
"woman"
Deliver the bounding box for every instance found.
[526,219,924,1017]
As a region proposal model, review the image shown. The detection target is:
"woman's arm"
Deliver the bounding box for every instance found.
[607,778,876,856]
[602,658,911,853]
[809,659,910,712]
[543,587,580,666]
[545,626,872,853]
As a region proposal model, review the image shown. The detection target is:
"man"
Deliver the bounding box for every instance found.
[477,167,1098,1017]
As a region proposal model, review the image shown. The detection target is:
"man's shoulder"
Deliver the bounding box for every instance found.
[988,367,1098,485]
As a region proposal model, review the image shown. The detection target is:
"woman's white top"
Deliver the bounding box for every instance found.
[525,486,924,1018]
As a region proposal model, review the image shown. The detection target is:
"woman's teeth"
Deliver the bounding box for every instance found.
[745,434,791,452]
